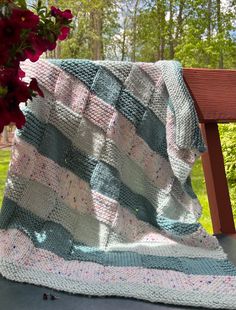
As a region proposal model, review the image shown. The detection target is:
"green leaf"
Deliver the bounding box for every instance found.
[16,0,27,9]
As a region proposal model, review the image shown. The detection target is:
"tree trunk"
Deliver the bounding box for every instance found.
[90,6,104,60]
[207,0,212,66]
[121,16,128,61]
[207,0,212,40]
[217,0,224,69]
[168,0,174,58]
[131,0,140,62]
[155,0,166,60]
[176,0,184,42]
[55,41,61,59]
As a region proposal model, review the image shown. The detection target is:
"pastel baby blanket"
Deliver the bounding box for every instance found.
[0,59,236,309]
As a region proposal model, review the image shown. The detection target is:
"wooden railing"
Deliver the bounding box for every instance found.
[183,68,236,235]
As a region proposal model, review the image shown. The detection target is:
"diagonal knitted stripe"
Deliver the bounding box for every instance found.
[1,200,235,277]
[18,107,196,209]
[4,174,224,258]
[22,59,205,154]
[8,137,214,250]
[49,59,169,157]
[22,59,201,188]
[27,69,197,187]
[25,101,175,192]
[16,113,201,235]
[5,171,218,253]
[23,60,165,128]
[28,94,198,208]
[27,96,177,190]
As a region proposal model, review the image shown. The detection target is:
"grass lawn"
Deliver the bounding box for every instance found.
[0,149,217,234]
[191,159,212,234]
[0,149,11,207]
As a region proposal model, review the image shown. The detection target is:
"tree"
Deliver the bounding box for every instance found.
[42,0,236,68]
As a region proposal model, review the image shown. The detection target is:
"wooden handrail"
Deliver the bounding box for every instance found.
[183,68,236,235]
[183,68,236,123]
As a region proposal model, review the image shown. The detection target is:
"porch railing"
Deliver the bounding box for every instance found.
[184,68,236,235]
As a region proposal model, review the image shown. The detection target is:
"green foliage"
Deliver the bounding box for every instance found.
[219,124,236,218]
[191,159,212,234]
[43,0,120,60]
[219,124,236,183]
[40,0,236,68]
[0,150,10,207]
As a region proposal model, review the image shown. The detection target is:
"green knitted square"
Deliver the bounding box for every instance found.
[91,68,122,105]
[125,65,155,106]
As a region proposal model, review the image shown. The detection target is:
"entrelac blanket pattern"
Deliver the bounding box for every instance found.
[0,59,236,309]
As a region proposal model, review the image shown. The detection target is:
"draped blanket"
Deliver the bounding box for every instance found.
[0,59,236,309]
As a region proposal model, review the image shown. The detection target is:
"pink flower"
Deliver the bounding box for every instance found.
[51,6,73,20]
[58,26,70,40]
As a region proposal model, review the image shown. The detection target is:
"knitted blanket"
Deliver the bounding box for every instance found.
[0,59,236,309]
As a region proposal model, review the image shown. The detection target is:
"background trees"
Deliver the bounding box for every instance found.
[44,0,236,69]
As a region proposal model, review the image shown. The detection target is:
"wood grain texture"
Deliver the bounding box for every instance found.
[183,68,236,123]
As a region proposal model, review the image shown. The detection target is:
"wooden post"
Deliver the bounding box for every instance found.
[200,123,235,234]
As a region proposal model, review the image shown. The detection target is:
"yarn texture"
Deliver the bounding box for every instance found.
[0,59,236,309]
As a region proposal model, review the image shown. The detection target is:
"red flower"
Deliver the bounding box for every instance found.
[23,33,57,62]
[9,105,26,129]
[0,2,73,133]
[58,26,70,40]
[0,67,18,86]
[29,78,44,97]
[23,35,47,62]
[0,46,10,66]
[45,40,57,51]
[6,78,30,103]
[11,8,39,30]
[23,48,42,62]
[51,6,73,20]
[0,98,25,130]
[0,19,21,46]
[18,68,25,79]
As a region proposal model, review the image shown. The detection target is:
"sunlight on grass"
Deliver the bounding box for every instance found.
[0,149,11,206]
[191,159,213,234]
